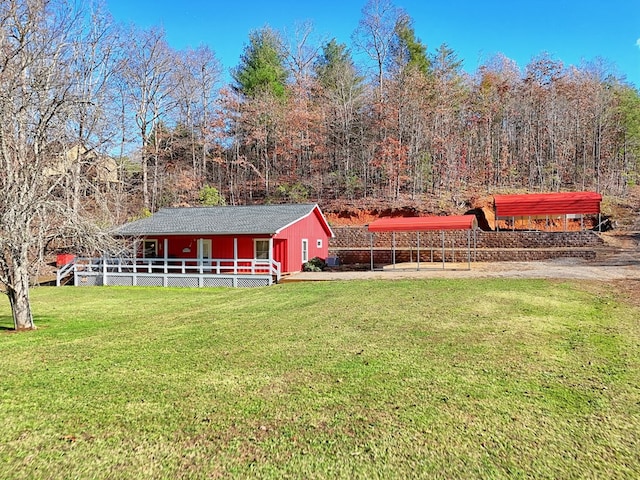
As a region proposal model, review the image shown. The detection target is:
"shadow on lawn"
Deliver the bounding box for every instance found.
[0,315,15,330]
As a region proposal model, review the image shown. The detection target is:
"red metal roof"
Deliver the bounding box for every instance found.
[368,215,478,232]
[494,192,602,217]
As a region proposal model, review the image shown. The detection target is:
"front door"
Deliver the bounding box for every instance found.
[273,239,287,273]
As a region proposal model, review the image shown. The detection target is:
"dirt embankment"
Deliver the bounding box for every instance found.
[323,188,640,232]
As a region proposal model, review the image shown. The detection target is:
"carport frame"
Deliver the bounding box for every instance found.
[493,191,603,232]
[367,215,478,271]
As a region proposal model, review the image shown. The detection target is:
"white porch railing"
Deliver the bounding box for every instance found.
[60,256,281,288]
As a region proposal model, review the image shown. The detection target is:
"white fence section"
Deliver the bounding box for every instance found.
[59,257,281,288]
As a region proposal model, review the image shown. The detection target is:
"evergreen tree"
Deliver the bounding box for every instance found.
[390,15,430,76]
[314,39,362,91]
[232,27,288,99]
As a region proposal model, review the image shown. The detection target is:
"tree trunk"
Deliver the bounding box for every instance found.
[7,263,34,331]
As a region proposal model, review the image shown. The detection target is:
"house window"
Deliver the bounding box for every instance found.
[254,239,270,260]
[317,239,323,248]
[143,239,158,258]
[301,239,309,263]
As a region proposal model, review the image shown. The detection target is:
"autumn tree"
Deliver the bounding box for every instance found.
[314,39,366,198]
[615,85,640,187]
[231,27,289,196]
[380,16,432,199]
[172,45,222,184]
[428,43,468,201]
[470,54,521,190]
[279,22,324,187]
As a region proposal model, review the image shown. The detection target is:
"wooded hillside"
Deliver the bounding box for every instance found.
[4,0,640,225]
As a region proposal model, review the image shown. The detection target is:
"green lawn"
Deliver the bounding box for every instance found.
[1,279,639,479]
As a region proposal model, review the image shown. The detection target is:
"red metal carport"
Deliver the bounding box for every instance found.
[367,215,478,271]
[493,191,602,231]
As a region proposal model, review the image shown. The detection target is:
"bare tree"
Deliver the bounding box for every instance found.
[0,0,119,330]
[172,45,222,183]
[352,0,405,96]
[66,6,124,217]
[282,21,322,87]
[120,26,176,211]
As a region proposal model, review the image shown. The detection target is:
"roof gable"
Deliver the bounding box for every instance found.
[116,204,332,236]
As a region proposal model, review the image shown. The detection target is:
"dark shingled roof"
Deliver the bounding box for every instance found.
[115,204,328,236]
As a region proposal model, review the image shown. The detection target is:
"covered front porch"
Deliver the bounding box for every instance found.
[58,255,281,288]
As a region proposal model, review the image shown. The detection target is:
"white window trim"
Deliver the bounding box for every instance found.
[254,239,270,260]
[301,238,309,263]
[317,239,323,248]
[143,239,158,258]
[199,239,212,260]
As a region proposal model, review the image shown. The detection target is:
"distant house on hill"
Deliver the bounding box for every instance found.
[43,144,119,189]
[61,203,334,288]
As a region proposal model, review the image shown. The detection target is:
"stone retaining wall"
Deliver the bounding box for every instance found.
[328,226,603,264]
[332,248,596,265]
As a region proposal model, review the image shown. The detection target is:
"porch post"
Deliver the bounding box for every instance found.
[268,237,273,274]
[132,239,138,273]
[233,237,238,275]
[163,238,168,273]
[198,238,203,274]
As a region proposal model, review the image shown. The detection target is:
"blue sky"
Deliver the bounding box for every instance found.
[106,0,640,88]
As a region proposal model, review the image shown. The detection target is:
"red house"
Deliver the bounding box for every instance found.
[66,204,334,288]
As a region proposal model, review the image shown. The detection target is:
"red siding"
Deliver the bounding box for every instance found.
[141,235,269,260]
[275,207,332,272]
[494,192,602,217]
[368,215,478,232]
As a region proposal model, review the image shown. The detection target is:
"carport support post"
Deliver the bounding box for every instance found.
[392,231,396,270]
[467,230,471,270]
[417,232,421,271]
[441,230,445,270]
[474,229,478,262]
[369,232,374,271]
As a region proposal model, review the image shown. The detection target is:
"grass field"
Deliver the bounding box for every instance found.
[1,279,639,479]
